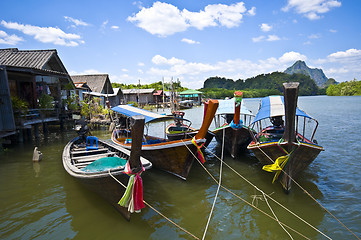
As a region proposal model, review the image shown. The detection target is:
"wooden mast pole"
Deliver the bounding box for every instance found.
[233,91,243,125]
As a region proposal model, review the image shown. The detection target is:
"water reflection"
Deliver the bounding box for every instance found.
[33,162,41,177]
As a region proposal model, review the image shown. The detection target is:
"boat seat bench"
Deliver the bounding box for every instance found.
[72,152,117,163]
[71,148,108,155]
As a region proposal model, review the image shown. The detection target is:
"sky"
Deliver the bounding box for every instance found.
[1,0,360,89]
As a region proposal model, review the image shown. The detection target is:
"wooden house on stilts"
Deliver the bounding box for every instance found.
[0,48,74,141]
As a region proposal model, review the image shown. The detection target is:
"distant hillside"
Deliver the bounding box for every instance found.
[284,60,328,87]
[203,72,319,96]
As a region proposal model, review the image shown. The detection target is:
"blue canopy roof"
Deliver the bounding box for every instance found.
[252,96,312,124]
[111,104,171,123]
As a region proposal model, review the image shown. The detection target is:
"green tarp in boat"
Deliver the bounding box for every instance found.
[82,157,128,172]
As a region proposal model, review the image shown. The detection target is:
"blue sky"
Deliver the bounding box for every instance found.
[1,0,360,89]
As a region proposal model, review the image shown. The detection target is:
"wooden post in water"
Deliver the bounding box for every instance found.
[281,82,299,193]
[34,124,39,140]
[128,115,145,173]
[282,82,299,145]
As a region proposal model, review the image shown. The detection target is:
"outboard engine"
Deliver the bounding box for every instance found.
[74,119,89,143]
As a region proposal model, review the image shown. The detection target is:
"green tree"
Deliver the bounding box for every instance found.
[326,78,361,96]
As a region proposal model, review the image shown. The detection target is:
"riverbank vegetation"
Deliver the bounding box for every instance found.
[326,79,361,96]
[112,80,187,92]
[112,72,360,99]
[200,72,321,98]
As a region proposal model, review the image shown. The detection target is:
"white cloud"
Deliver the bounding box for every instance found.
[326,67,349,74]
[0,30,23,45]
[64,16,89,27]
[327,49,361,62]
[111,25,119,29]
[319,49,361,81]
[152,55,186,65]
[101,20,109,31]
[109,73,136,84]
[279,51,307,63]
[282,0,341,20]
[252,36,265,42]
[127,2,188,37]
[260,23,272,32]
[329,29,337,33]
[308,33,321,39]
[127,1,254,37]
[181,38,200,44]
[247,7,256,16]
[1,20,83,46]
[253,35,281,42]
[267,35,281,41]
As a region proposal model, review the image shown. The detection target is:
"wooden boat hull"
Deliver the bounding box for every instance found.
[213,125,254,158]
[76,169,131,219]
[62,137,152,220]
[248,141,324,191]
[112,133,205,180]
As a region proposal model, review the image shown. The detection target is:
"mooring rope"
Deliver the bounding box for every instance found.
[201,128,225,240]
[203,145,332,240]
[254,144,360,240]
[108,170,200,240]
[196,136,291,240]
[182,142,311,239]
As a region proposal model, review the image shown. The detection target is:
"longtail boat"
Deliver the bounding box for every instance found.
[166,111,193,139]
[212,92,256,158]
[62,116,151,220]
[179,100,194,109]
[165,110,215,147]
[247,82,324,192]
[111,100,219,180]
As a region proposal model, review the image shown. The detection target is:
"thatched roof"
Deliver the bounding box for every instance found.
[71,74,113,94]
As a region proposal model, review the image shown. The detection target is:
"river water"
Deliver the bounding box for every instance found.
[0,96,360,240]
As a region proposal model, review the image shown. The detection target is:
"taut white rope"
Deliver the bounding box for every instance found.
[201,128,225,240]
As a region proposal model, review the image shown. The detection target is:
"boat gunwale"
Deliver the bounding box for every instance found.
[111,133,206,150]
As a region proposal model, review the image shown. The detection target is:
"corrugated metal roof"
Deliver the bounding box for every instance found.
[0,48,55,69]
[153,90,164,95]
[0,48,69,75]
[179,89,202,95]
[122,88,155,94]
